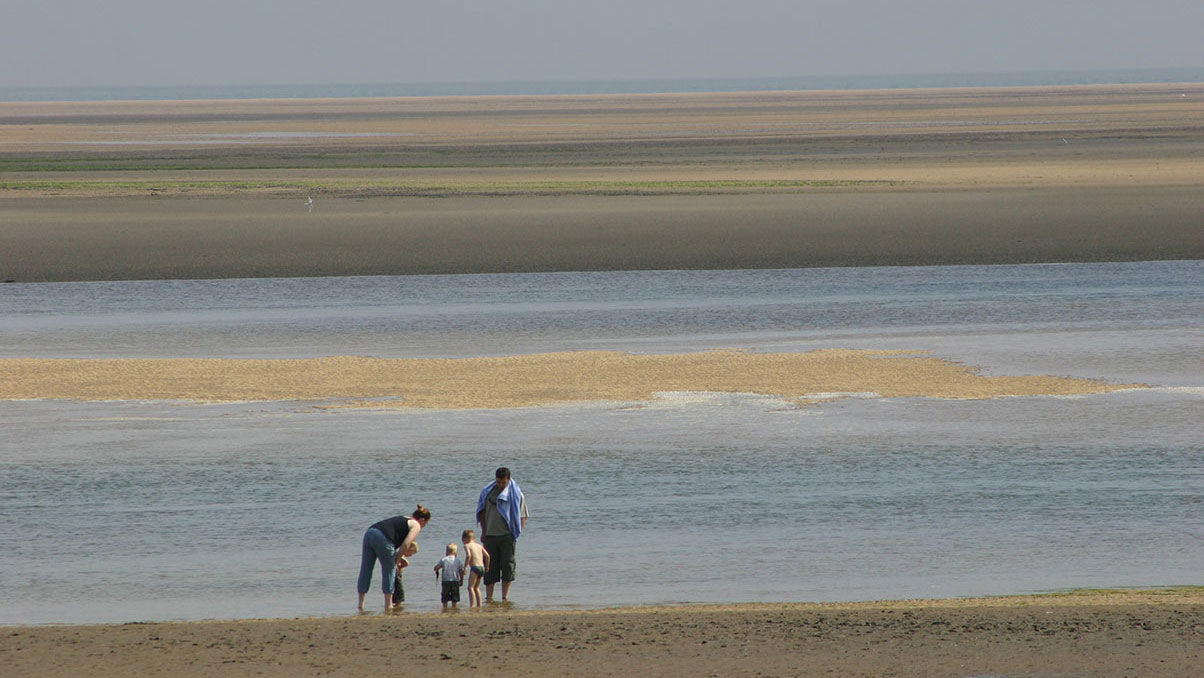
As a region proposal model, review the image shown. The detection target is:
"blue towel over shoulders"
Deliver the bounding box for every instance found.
[477,479,524,539]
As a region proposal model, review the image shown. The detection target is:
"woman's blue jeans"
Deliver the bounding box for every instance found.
[357,527,396,595]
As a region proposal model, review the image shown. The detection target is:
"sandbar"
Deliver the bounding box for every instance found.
[3,589,1201,677]
[0,349,1141,407]
[2,83,1201,281]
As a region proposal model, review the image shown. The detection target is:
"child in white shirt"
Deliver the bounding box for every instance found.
[433,543,464,609]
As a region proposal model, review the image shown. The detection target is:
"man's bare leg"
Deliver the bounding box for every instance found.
[501,580,512,601]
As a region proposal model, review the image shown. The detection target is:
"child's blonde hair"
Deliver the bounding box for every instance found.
[445,543,459,555]
[462,529,475,541]
[396,541,418,564]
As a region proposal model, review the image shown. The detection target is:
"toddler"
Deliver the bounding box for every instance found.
[391,541,418,608]
[433,543,464,609]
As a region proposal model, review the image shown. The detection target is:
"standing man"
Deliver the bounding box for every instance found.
[476,467,528,603]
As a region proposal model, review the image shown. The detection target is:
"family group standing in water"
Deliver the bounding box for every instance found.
[356,467,529,611]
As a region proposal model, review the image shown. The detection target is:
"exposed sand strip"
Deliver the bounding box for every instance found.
[2,84,1201,281]
[3,84,1201,152]
[5,187,1203,281]
[0,350,1140,408]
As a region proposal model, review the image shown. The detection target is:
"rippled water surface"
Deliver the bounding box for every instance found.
[1,261,1201,624]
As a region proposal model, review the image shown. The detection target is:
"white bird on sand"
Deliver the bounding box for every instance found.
[305,196,314,212]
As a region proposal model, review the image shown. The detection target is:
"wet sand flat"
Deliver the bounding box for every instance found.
[3,589,1201,677]
[3,84,1202,154]
[0,350,1141,407]
[2,83,1202,281]
[4,188,1202,281]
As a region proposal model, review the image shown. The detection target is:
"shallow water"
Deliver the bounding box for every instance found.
[1,261,1201,624]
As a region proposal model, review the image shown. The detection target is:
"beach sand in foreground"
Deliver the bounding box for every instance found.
[0,350,1142,407]
[3,589,1201,677]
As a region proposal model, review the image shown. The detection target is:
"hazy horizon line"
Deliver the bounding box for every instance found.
[3,67,1202,103]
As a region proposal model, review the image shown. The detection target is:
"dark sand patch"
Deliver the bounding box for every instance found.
[3,589,1201,677]
[4,188,1202,281]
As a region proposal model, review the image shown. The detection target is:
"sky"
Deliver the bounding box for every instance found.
[4,1,1203,88]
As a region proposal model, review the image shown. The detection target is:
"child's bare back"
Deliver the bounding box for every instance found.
[461,529,490,607]
[462,540,487,568]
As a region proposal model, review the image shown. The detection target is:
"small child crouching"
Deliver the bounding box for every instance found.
[391,541,418,608]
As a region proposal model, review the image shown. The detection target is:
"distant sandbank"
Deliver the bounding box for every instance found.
[0,350,1142,408]
[4,188,1202,282]
[2,83,1201,281]
[4,588,1201,677]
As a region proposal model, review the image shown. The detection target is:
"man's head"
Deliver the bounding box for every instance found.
[495,467,511,489]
